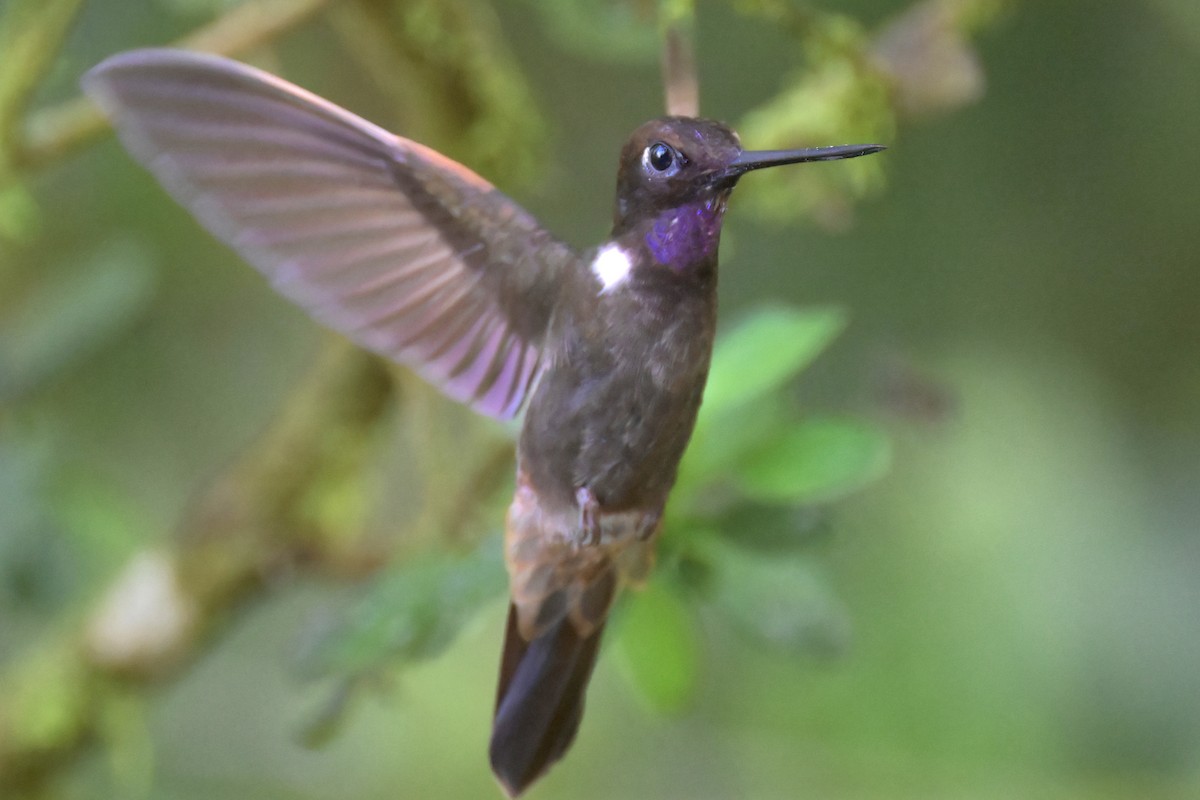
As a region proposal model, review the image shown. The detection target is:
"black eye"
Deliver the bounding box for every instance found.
[647,142,675,172]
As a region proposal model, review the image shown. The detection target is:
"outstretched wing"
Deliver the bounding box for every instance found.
[84,48,576,419]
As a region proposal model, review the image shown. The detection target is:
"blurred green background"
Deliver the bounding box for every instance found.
[2,0,1200,798]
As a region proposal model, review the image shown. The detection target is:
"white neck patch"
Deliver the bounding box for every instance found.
[590,243,633,294]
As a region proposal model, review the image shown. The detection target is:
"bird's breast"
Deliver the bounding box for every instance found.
[517,263,716,515]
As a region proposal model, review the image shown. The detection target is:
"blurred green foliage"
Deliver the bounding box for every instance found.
[0,238,154,402]
[291,544,507,746]
[1,0,1199,799]
[735,6,893,226]
[512,0,661,64]
[328,0,546,186]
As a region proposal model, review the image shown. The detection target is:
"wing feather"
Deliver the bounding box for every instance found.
[84,48,575,419]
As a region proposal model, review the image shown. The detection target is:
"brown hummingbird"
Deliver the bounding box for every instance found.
[84,49,884,796]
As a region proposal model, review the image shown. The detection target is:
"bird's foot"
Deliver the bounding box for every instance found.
[635,508,662,541]
[575,487,602,547]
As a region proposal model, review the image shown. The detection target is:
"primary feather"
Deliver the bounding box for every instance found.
[84,48,575,419]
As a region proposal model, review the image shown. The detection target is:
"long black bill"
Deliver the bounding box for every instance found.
[728,143,886,176]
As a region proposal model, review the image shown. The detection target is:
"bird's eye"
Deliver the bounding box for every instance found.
[644,142,678,175]
[648,143,674,171]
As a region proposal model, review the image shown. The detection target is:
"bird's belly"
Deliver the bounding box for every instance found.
[577,376,703,505]
[518,343,709,515]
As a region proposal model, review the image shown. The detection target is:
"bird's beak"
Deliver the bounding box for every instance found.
[721,143,886,183]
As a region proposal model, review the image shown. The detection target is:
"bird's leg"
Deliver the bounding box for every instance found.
[636,505,663,541]
[575,486,602,546]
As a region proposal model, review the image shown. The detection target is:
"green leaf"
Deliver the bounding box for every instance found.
[613,579,700,715]
[296,678,360,750]
[676,393,787,496]
[701,536,850,658]
[735,416,891,504]
[676,307,852,505]
[294,542,506,681]
[699,306,846,420]
[711,503,830,554]
[294,542,506,745]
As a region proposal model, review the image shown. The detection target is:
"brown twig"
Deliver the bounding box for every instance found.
[660,0,699,116]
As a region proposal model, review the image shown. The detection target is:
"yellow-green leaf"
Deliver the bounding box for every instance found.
[700,306,846,419]
[736,416,891,504]
[613,580,700,716]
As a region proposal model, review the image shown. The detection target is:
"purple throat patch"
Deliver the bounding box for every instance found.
[645,196,726,270]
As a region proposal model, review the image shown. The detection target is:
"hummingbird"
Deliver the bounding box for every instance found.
[84,49,884,797]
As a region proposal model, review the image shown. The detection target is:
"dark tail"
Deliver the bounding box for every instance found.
[488,604,606,797]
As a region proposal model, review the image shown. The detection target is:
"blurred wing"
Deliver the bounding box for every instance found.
[84,48,575,419]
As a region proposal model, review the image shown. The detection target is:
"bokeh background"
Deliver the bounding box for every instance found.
[2,0,1199,798]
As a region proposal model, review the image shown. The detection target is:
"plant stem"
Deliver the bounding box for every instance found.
[660,0,699,116]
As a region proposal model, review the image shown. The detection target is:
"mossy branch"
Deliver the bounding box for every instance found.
[0,340,379,789]
[0,339,518,793]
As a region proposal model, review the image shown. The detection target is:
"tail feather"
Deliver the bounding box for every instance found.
[489,604,606,797]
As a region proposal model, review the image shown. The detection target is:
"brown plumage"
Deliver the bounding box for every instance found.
[491,475,658,795]
[84,48,884,797]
